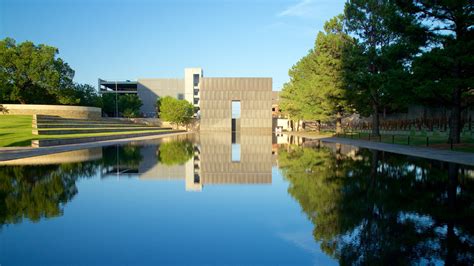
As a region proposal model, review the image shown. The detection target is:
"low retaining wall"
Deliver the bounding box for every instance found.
[1,104,101,119]
[31,130,185,147]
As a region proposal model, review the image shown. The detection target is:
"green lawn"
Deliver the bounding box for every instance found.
[0,115,173,147]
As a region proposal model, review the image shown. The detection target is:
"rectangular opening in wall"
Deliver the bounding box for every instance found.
[231,101,241,132]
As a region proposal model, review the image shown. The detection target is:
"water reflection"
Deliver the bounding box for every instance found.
[277,141,474,265]
[0,150,101,226]
[1,134,473,265]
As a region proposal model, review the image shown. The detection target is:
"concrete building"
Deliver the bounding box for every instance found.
[99,68,203,117]
[99,68,272,132]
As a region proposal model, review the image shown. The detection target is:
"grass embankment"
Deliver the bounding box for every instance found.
[289,130,474,153]
[0,115,173,147]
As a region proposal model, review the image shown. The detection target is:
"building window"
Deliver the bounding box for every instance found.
[272,107,276,111]
[177,93,184,100]
[193,74,199,87]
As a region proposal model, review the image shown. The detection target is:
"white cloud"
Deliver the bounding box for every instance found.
[277,0,341,19]
[277,0,316,18]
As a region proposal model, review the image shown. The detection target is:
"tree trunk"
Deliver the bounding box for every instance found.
[336,111,342,134]
[449,87,462,144]
[371,103,380,136]
[316,120,321,133]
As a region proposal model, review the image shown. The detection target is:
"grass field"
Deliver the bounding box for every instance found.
[0,115,172,147]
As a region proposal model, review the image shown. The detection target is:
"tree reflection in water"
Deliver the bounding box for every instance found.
[158,139,194,166]
[0,161,99,227]
[278,143,474,265]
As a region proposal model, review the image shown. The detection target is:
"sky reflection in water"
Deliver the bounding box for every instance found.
[0,134,473,265]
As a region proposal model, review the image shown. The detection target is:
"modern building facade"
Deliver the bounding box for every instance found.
[99,68,202,117]
[99,68,272,132]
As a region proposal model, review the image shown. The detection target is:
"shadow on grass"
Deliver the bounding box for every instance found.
[6,139,33,147]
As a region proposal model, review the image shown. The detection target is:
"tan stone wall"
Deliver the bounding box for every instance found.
[200,78,272,132]
[1,104,101,119]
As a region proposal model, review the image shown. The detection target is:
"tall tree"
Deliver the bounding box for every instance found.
[280,15,353,133]
[395,0,474,143]
[312,15,353,133]
[343,0,421,136]
[280,54,314,131]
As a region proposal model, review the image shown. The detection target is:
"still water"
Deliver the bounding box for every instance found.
[0,133,473,265]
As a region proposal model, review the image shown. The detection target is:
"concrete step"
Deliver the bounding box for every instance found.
[36,123,159,128]
[35,119,138,125]
[31,130,185,147]
[35,127,168,135]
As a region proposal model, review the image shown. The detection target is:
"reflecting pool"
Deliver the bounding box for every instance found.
[0,134,473,265]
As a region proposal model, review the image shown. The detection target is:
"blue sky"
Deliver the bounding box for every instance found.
[0,0,345,91]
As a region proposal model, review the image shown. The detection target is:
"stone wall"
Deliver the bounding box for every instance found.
[1,104,101,119]
[200,78,272,132]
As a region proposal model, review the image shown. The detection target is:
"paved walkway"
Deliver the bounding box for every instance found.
[0,131,193,162]
[289,133,474,166]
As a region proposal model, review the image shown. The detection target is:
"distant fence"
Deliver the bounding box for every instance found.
[0,104,101,119]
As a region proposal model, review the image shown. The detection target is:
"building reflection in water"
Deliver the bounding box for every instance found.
[99,133,273,191]
[197,132,273,191]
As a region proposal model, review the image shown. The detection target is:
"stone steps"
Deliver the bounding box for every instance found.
[34,127,168,135]
[36,123,163,128]
[35,119,138,125]
[31,130,185,147]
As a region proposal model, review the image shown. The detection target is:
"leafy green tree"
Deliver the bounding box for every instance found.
[159,96,194,128]
[0,37,74,104]
[311,15,353,133]
[280,16,353,133]
[343,0,422,136]
[394,0,474,143]
[56,83,102,107]
[158,139,194,165]
[102,94,142,118]
[102,93,117,117]
[118,94,142,118]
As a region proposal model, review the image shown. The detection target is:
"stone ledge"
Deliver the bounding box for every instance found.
[32,131,184,147]
[2,104,101,119]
